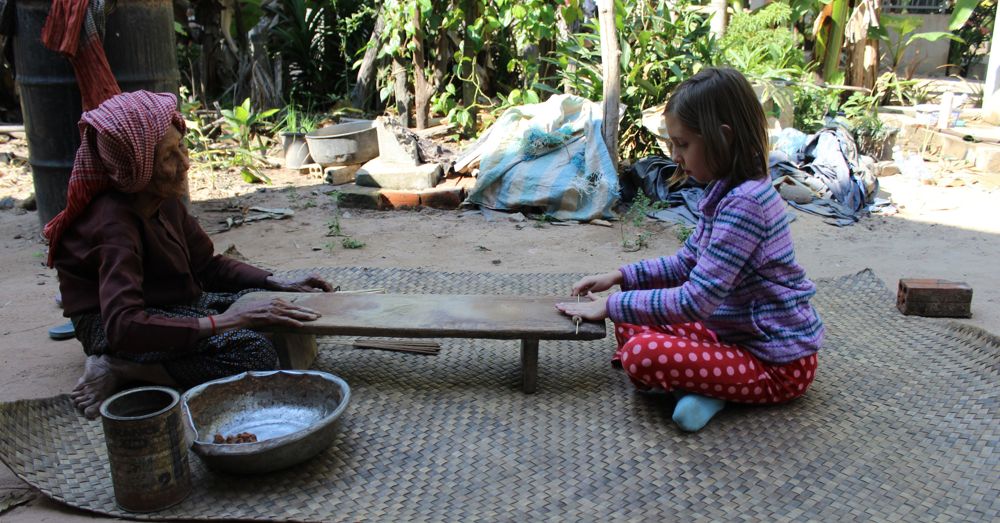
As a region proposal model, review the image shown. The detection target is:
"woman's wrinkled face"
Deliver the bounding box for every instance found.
[148,125,190,199]
[665,112,715,184]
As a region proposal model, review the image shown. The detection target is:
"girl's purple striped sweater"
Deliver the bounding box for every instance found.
[607,177,824,364]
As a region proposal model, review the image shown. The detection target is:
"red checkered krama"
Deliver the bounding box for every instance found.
[43,91,185,267]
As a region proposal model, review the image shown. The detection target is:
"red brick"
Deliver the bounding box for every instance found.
[419,187,464,209]
[379,190,422,210]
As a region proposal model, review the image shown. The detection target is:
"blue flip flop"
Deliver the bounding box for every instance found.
[48,321,75,341]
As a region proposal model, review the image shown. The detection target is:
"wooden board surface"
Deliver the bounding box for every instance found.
[235,292,607,340]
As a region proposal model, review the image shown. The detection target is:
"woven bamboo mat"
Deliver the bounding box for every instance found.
[1,268,997,521]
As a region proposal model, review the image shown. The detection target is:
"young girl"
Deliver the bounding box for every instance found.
[556,68,824,432]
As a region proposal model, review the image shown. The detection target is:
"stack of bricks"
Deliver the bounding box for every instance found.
[897,278,973,318]
[333,176,476,211]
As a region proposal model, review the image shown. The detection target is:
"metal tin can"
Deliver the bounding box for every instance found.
[100,386,192,512]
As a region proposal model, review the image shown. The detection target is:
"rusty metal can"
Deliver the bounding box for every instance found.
[100,386,192,512]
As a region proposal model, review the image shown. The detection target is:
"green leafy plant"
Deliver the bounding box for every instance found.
[877,14,963,77]
[543,0,717,160]
[621,192,655,252]
[721,3,813,123]
[220,98,279,183]
[325,216,343,237]
[841,92,895,160]
[947,0,996,77]
[793,84,841,133]
[674,223,694,243]
[341,237,366,249]
[277,104,320,134]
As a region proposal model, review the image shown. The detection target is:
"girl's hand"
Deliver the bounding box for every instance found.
[266,274,335,293]
[555,292,609,322]
[219,297,321,330]
[571,271,623,296]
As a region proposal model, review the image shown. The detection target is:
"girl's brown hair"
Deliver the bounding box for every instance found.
[664,67,768,184]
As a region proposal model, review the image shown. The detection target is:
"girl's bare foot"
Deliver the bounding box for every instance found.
[70,355,119,419]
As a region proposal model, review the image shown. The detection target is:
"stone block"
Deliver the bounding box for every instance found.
[375,116,422,166]
[324,164,362,185]
[874,161,901,177]
[973,144,1000,171]
[937,134,971,161]
[356,158,442,190]
[332,184,381,210]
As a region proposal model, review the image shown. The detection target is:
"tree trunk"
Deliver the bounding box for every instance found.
[351,14,385,110]
[461,0,478,133]
[709,0,728,39]
[597,0,620,173]
[412,4,430,129]
[844,0,879,90]
[392,56,412,128]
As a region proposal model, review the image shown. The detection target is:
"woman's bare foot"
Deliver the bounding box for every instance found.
[70,355,119,419]
[70,355,177,419]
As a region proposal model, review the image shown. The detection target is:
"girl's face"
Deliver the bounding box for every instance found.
[148,125,191,199]
[665,112,714,184]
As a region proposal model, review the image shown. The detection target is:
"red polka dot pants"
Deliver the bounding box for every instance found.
[613,322,817,404]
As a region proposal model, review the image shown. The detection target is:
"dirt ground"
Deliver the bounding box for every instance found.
[1,137,999,520]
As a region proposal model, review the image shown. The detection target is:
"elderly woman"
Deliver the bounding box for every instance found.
[45,91,332,418]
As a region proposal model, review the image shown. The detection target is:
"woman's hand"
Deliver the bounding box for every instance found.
[555,292,609,322]
[570,271,623,296]
[266,274,335,293]
[214,297,322,331]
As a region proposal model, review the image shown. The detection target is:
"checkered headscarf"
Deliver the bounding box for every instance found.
[43,91,184,267]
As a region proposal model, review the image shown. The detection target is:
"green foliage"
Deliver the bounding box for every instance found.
[674,223,694,243]
[545,0,717,159]
[620,192,656,251]
[720,2,812,124]
[947,0,995,76]
[341,237,366,249]
[220,98,279,184]
[793,85,841,133]
[276,104,320,134]
[872,71,930,106]
[876,13,963,75]
[840,92,895,160]
[721,3,806,78]
[270,0,377,99]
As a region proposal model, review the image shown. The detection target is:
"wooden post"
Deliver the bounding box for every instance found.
[520,339,539,394]
[597,0,620,173]
[272,333,319,370]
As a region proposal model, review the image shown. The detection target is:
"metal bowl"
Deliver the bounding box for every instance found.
[181,370,350,474]
[305,120,379,166]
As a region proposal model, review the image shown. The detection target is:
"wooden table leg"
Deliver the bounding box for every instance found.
[520,339,538,394]
[272,333,318,370]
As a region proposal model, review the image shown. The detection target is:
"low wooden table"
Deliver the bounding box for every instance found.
[235,292,607,393]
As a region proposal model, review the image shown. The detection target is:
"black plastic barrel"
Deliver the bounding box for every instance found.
[13,0,180,225]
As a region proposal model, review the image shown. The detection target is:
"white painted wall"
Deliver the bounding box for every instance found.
[985,10,1000,104]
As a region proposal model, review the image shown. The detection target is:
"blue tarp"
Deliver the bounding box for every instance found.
[457,94,620,221]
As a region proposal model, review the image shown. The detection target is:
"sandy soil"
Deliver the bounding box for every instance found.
[1,137,998,520]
